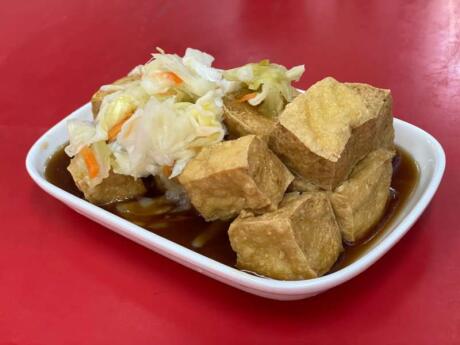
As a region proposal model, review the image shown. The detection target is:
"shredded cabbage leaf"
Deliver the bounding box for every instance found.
[64,48,304,191]
[67,141,111,190]
[112,92,225,179]
[131,48,230,101]
[223,60,305,117]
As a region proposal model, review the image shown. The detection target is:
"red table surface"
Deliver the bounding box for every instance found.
[1,0,459,344]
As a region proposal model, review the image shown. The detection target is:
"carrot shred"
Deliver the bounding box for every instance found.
[108,119,127,141]
[162,165,173,177]
[238,92,258,103]
[108,111,134,141]
[80,146,99,179]
[159,71,183,85]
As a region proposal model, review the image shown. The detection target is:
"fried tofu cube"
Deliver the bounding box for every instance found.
[330,149,395,244]
[84,173,146,205]
[91,75,139,118]
[229,192,343,280]
[288,175,323,193]
[68,157,146,204]
[223,93,276,141]
[346,82,394,151]
[269,77,394,190]
[178,135,294,221]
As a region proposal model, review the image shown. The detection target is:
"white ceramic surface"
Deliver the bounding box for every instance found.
[25,103,445,300]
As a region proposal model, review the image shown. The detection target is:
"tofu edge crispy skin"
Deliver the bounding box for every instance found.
[287,175,323,193]
[223,95,276,141]
[330,149,395,243]
[248,136,294,212]
[179,135,294,221]
[68,158,146,205]
[229,192,343,280]
[269,78,394,190]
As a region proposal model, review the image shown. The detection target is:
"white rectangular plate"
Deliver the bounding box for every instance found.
[26,103,445,300]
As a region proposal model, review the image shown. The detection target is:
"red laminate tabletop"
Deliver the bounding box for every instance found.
[1,1,459,344]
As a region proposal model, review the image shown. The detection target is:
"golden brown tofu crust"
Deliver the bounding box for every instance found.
[287,175,323,193]
[223,94,276,141]
[330,149,395,243]
[178,135,293,221]
[269,78,394,190]
[68,163,146,205]
[229,192,343,280]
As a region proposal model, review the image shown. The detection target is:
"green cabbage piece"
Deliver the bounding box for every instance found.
[224,60,304,117]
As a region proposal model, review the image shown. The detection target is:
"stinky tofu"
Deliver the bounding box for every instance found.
[178,135,294,221]
[330,149,395,244]
[223,93,276,141]
[288,175,323,193]
[68,157,146,204]
[229,192,343,280]
[269,77,394,189]
[346,82,394,150]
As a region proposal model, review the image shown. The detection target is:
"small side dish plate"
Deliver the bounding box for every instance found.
[26,103,445,300]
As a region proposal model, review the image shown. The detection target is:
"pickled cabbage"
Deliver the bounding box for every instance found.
[64,48,305,193]
[223,60,305,117]
[112,92,225,179]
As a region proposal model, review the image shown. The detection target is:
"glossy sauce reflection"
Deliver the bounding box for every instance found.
[45,146,419,277]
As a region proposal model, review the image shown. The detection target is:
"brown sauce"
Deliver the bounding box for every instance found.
[45,146,419,277]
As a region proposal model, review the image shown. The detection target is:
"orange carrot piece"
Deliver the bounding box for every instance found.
[80,146,99,179]
[162,165,173,177]
[238,92,258,103]
[108,119,127,141]
[159,71,183,85]
[108,111,134,141]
